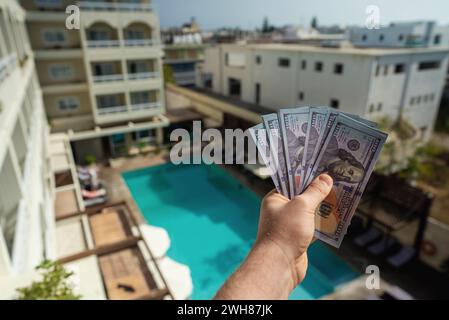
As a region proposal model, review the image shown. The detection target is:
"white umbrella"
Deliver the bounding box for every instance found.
[139,224,171,259]
[157,257,193,300]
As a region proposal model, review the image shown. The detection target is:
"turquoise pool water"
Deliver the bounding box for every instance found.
[123,163,358,299]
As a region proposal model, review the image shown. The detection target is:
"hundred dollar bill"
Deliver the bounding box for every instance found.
[343,112,378,128]
[302,107,329,193]
[278,107,310,197]
[309,114,388,248]
[262,114,289,197]
[248,124,282,194]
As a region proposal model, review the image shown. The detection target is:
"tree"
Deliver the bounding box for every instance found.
[262,17,271,33]
[16,260,81,300]
[311,16,318,29]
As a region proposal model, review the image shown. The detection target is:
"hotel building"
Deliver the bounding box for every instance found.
[0,0,56,290]
[197,43,449,141]
[23,0,169,163]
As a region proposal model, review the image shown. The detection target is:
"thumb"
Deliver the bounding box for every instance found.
[298,174,333,209]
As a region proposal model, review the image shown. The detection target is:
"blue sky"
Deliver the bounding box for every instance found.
[152,0,449,30]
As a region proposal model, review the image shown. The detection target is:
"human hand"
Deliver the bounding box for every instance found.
[256,174,333,286]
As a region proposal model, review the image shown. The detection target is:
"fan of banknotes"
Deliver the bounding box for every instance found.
[249,106,388,247]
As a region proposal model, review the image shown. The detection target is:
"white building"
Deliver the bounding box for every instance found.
[348,21,449,48]
[0,0,55,284]
[197,43,449,140]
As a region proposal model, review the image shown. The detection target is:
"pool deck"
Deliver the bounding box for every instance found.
[96,153,449,300]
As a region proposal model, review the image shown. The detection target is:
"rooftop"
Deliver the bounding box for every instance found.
[218,43,449,56]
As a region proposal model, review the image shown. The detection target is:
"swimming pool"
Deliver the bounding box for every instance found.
[123,163,358,299]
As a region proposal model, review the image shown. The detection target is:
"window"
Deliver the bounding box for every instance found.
[57,97,79,111]
[97,94,120,108]
[131,91,151,105]
[42,29,66,45]
[255,55,262,64]
[398,34,404,41]
[418,61,441,70]
[315,61,323,72]
[430,93,435,101]
[49,64,73,80]
[301,60,307,70]
[434,34,441,45]
[228,78,241,97]
[125,29,145,40]
[330,99,339,109]
[394,64,405,74]
[410,97,415,105]
[87,30,109,41]
[379,34,384,42]
[132,130,155,142]
[423,95,428,103]
[375,65,380,77]
[334,63,344,75]
[383,65,388,75]
[36,0,62,8]
[369,104,374,113]
[278,58,290,67]
[416,96,421,105]
[362,34,367,41]
[255,83,261,105]
[377,103,382,111]
[298,91,304,101]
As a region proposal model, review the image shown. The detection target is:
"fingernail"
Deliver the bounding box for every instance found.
[319,174,333,187]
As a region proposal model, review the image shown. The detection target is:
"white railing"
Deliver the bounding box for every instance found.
[97,105,127,115]
[93,74,124,83]
[87,40,120,48]
[124,39,156,47]
[78,1,152,11]
[0,54,17,83]
[130,102,160,112]
[128,71,159,80]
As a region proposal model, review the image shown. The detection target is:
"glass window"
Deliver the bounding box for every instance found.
[278,58,290,67]
[42,29,66,45]
[49,64,73,80]
[334,63,344,75]
[315,62,323,72]
[57,97,79,111]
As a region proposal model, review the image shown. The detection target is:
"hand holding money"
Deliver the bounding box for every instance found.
[250,106,388,248]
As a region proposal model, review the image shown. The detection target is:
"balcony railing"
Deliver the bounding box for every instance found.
[93,74,124,83]
[97,105,128,115]
[78,1,152,11]
[87,40,120,48]
[130,102,161,112]
[0,54,17,83]
[124,39,156,47]
[128,71,159,80]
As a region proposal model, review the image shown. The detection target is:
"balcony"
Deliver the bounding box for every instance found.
[97,105,128,115]
[128,71,159,80]
[0,54,17,83]
[87,40,121,48]
[93,74,124,83]
[130,102,161,112]
[124,39,156,47]
[77,1,152,12]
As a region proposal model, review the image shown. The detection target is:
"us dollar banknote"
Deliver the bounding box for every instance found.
[262,114,289,197]
[278,107,310,197]
[248,124,282,194]
[303,107,329,192]
[309,114,388,247]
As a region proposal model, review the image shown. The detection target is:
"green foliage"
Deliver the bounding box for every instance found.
[17,260,81,300]
[163,64,175,84]
[397,143,448,187]
[311,16,318,29]
[261,17,274,33]
[84,154,96,165]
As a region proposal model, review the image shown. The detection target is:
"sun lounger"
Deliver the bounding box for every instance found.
[82,188,107,199]
[368,236,397,255]
[354,227,382,247]
[387,245,416,268]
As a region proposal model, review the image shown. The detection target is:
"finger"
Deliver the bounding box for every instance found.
[296,174,333,209]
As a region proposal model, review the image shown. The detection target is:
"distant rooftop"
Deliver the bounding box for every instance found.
[217,42,449,56]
